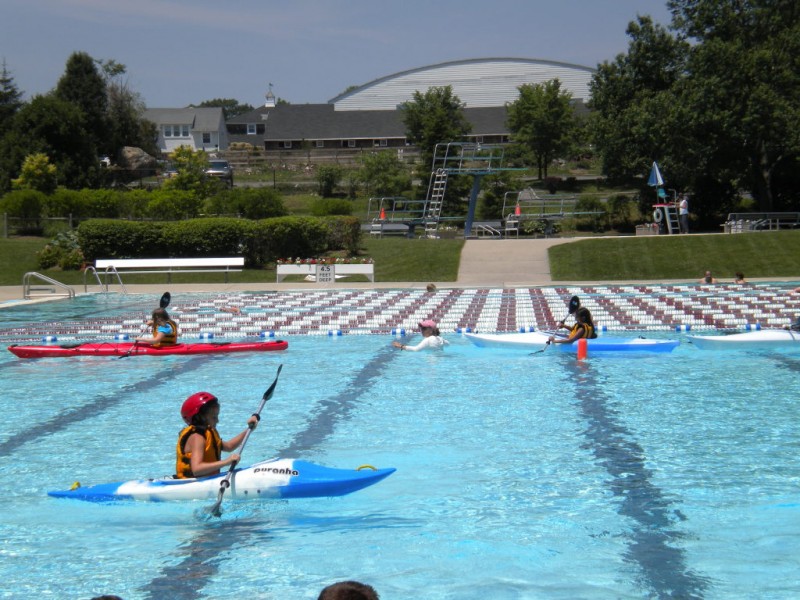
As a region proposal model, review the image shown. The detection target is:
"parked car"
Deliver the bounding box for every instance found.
[204,160,234,186]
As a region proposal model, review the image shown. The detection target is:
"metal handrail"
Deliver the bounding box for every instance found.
[83,265,127,294]
[22,272,75,300]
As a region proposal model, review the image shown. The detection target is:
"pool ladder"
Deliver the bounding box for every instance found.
[22,272,75,300]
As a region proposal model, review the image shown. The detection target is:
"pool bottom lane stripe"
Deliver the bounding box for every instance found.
[0,356,211,458]
[139,345,398,600]
[567,360,710,599]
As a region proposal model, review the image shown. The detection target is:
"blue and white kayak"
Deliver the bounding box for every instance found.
[465,331,679,353]
[48,458,395,503]
[688,329,799,350]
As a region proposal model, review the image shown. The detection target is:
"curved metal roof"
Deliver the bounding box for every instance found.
[329,57,595,111]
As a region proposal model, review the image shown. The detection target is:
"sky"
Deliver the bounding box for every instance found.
[2,0,673,109]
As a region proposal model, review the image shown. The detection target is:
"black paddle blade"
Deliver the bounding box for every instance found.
[160,292,171,308]
[568,296,580,314]
[261,364,283,405]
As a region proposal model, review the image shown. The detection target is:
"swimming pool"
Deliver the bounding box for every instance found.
[1,292,798,599]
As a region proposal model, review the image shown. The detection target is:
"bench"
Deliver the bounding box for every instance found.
[93,257,245,285]
[276,263,374,283]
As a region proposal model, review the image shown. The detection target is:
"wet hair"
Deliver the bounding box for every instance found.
[318,581,379,600]
[575,307,595,328]
[152,307,170,322]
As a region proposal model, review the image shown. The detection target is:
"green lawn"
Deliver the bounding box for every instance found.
[2,230,799,287]
[549,230,800,281]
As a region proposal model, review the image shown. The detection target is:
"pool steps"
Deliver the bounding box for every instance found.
[3,283,798,342]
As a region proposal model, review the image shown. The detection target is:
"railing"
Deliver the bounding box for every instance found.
[22,272,75,300]
[722,212,800,233]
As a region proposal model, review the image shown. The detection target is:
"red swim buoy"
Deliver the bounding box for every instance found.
[577,338,588,360]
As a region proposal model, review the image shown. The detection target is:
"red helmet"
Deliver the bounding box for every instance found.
[181,392,218,424]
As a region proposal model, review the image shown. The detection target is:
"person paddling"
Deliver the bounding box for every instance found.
[393,319,448,351]
[548,307,597,345]
[176,392,259,479]
[136,307,178,347]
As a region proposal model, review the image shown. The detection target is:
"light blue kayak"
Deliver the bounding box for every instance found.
[465,331,679,353]
[48,458,395,503]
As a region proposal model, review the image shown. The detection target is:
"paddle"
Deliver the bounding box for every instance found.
[119,292,171,359]
[206,363,283,518]
[531,295,580,354]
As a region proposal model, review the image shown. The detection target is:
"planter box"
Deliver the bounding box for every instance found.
[276,263,374,282]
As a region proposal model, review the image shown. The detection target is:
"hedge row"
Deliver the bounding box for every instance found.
[0,187,288,221]
[76,216,361,268]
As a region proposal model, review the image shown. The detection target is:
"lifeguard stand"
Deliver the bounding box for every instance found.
[652,188,680,234]
[423,142,521,238]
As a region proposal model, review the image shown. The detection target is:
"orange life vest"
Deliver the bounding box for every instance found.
[152,319,178,346]
[175,426,222,479]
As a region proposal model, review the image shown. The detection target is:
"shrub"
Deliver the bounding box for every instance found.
[0,189,45,234]
[36,230,84,270]
[310,198,353,216]
[160,218,253,258]
[316,165,343,197]
[77,219,167,261]
[206,187,287,219]
[145,189,204,219]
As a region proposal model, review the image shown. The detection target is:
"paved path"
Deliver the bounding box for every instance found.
[457,238,575,286]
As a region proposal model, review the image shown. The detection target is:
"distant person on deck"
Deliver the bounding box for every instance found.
[136,307,178,347]
[548,307,597,344]
[679,194,690,233]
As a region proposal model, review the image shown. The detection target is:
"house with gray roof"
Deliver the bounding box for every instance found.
[143,107,228,155]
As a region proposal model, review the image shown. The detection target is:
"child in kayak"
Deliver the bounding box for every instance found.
[176,392,259,479]
[136,307,178,347]
[392,319,448,351]
[548,307,597,344]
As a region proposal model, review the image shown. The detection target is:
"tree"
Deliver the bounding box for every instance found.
[12,152,58,194]
[162,146,217,197]
[54,52,108,155]
[0,58,23,137]
[507,79,579,179]
[196,98,255,120]
[98,59,159,158]
[358,150,411,197]
[400,85,472,170]
[588,16,689,185]
[667,0,800,212]
[316,165,343,197]
[0,95,96,191]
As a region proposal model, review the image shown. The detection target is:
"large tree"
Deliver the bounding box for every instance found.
[507,79,578,179]
[54,52,108,156]
[0,95,96,190]
[400,85,472,171]
[668,0,800,212]
[588,16,689,186]
[0,59,23,137]
[98,60,158,158]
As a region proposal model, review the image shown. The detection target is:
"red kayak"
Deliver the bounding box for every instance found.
[8,340,288,359]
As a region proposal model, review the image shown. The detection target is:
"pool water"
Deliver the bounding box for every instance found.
[1,294,799,599]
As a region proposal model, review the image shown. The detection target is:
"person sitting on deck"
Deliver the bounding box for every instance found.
[136,307,178,347]
[176,392,259,479]
[548,307,597,344]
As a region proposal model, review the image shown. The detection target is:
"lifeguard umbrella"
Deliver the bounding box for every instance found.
[647,161,664,187]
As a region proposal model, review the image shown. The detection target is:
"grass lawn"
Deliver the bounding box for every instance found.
[2,231,799,287]
[549,230,800,281]
[0,236,465,286]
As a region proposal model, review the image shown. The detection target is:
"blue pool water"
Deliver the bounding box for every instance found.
[1,293,799,599]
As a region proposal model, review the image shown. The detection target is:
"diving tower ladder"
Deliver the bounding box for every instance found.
[423,169,448,237]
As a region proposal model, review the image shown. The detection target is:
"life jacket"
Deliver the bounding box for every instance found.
[175,425,222,479]
[152,319,178,346]
[570,322,597,339]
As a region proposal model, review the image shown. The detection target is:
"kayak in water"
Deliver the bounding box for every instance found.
[8,339,288,358]
[465,331,679,353]
[48,458,395,502]
[688,329,799,350]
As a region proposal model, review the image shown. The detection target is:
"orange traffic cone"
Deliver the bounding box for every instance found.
[380,207,386,220]
[514,203,521,216]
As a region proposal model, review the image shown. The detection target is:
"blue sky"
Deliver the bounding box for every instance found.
[2,0,672,108]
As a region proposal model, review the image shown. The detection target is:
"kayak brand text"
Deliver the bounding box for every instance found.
[254,466,300,476]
